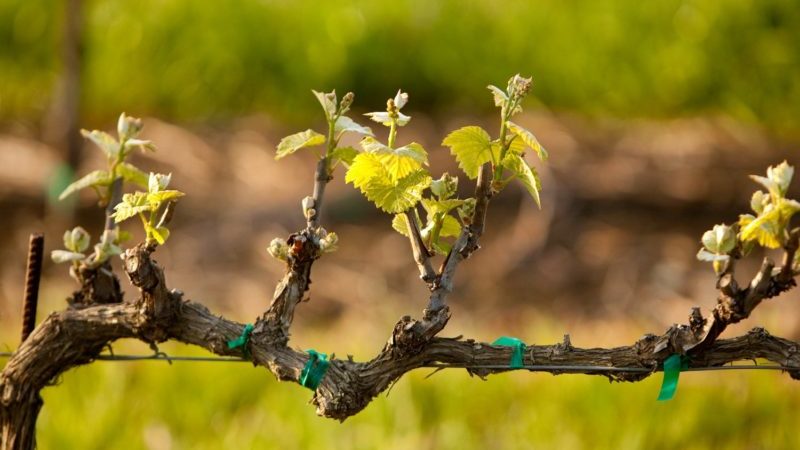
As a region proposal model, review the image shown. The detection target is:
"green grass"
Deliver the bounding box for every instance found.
[3,0,800,133]
[22,346,800,449]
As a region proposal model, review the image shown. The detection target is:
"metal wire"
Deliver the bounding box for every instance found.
[1,351,798,372]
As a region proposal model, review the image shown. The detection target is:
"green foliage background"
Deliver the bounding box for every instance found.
[3,0,800,132]
[32,340,800,450]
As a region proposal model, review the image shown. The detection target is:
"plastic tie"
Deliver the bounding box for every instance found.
[299,349,330,390]
[227,323,254,359]
[492,336,526,369]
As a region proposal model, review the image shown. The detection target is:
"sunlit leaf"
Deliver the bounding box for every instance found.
[701,224,736,254]
[330,146,359,167]
[117,162,149,189]
[113,192,151,223]
[438,215,462,237]
[63,227,90,253]
[487,85,508,108]
[59,170,112,200]
[503,153,541,208]
[767,161,794,196]
[148,190,185,205]
[442,126,493,179]
[150,226,170,245]
[360,137,427,181]
[124,138,156,153]
[739,211,782,249]
[81,129,120,158]
[313,90,337,120]
[51,250,86,264]
[393,90,409,109]
[364,111,411,127]
[507,121,548,161]
[391,214,412,237]
[430,173,458,200]
[275,129,325,160]
[696,249,730,262]
[335,116,373,138]
[346,154,430,213]
[751,190,769,215]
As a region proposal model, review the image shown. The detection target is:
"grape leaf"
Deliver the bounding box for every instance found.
[442,126,493,179]
[59,170,112,200]
[117,162,149,189]
[487,85,508,108]
[313,90,337,120]
[360,137,427,181]
[51,250,86,264]
[330,146,359,167]
[503,153,541,208]
[335,116,373,139]
[346,153,430,213]
[81,130,120,158]
[507,121,548,161]
[276,129,325,160]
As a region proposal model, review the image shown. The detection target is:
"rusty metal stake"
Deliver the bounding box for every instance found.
[21,233,44,343]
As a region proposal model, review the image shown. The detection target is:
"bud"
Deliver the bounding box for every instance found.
[318,231,338,253]
[430,173,458,200]
[507,74,533,99]
[767,161,794,196]
[302,196,315,219]
[339,92,355,113]
[148,172,172,193]
[750,190,769,215]
[386,98,398,119]
[267,238,290,262]
[117,112,143,140]
[458,198,477,224]
[393,90,409,109]
[701,224,736,254]
[64,226,91,253]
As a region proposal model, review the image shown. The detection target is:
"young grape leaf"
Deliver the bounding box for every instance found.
[751,190,769,215]
[335,116,373,139]
[506,121,548,161]
[51,250,86,264]
[58,170,112,200]
[739,212,782,249]
[63,227,90,253]
[701,224,736,254]
[430,173,458,200]
[313,90,337,120]
[391,212,423,238]
[330,146,359,166]
[503,153,542,208]
[487,85,508,108]
[149,226,171,245]
[113,192,151,223]
[123,138,156,153]
[767,161,794,196]
[364,111,411,127]
[81,130,120,158]
[360,137,427,181]
[275,129,325,160]
[346,154,430,213]
[442,126,493,179]
[437,215,462,238]
[117,162,149,189]
[147,190,185,206]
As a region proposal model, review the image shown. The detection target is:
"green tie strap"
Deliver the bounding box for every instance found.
[299,350,330,390]
[492,336,526,369]
[227,323,254,359]
[657,353,689,401]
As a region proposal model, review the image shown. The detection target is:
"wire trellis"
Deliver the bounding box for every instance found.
[2,350,799,373]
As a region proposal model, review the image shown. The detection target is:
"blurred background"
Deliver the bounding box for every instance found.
[2,0,800,448]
